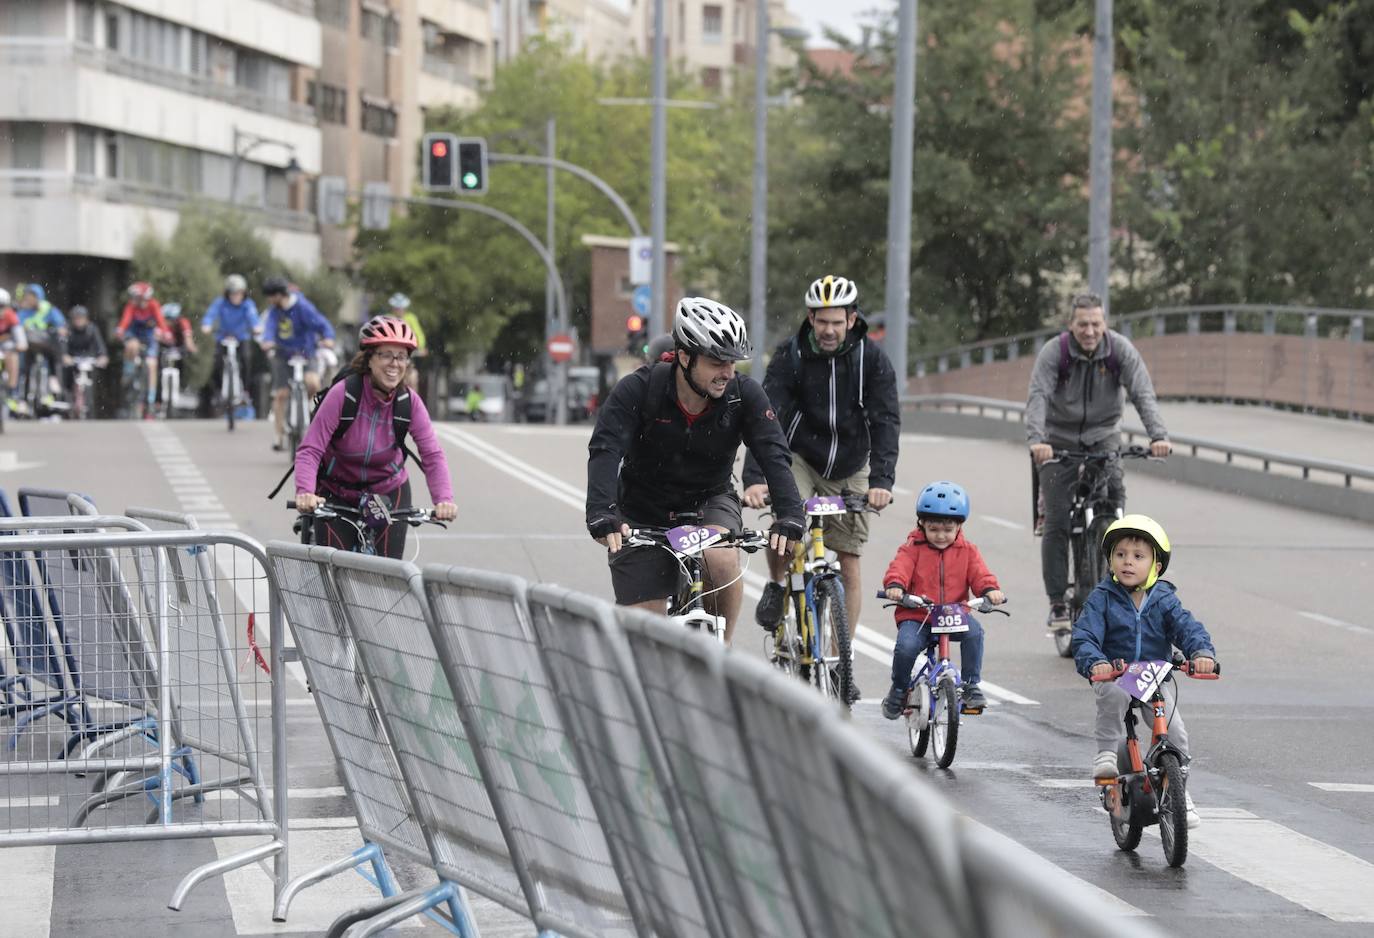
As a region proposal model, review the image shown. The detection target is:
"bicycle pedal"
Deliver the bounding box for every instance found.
[960,704,985,715]
[1095,775,1120,786]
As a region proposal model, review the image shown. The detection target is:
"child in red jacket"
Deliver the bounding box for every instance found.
[880,481,1006,719]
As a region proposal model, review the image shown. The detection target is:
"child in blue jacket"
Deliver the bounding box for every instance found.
[1071,514,1217,827]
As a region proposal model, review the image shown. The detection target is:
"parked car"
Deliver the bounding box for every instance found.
[448,373,510,422]
[518,366,607,423]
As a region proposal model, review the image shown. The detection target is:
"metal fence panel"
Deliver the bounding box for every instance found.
[615,608,807,938]
[327,552,529,915]
[526,585,726,937]
[422,565,640,938]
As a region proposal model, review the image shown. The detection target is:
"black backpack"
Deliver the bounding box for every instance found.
[267,371,418,499]
[635,358,744,436]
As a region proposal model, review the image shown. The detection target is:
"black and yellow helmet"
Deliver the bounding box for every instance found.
[805,275,858,309]
[1101,514,1172,589]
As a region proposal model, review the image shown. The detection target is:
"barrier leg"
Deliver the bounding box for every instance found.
[346,882,475,938]
[274,842,386,922]
[168,839,282,910]
[325,885,436,938]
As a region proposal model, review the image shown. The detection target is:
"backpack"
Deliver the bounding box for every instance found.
[267,371,418,499]
[1056,331,1120,389]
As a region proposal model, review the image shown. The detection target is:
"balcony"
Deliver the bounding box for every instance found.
[421,52,479,89]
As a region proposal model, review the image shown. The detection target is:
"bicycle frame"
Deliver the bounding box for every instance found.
[624,521,766,642]
[160,349,183,418]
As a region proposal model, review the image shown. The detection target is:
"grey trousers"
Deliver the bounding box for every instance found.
[1094,678,1189,758]
[1040,437,1125,600]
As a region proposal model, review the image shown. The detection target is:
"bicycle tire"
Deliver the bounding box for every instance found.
[288,385,306,457]
[1156,752,1189,867]
[1108,779,1144,851]
[770,593,804,678]
[28,355,48,417]
[929,677,960,768]
[814,578,853,708]
[909,687,931,757]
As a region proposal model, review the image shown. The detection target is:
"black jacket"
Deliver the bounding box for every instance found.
[742,317,901,491]
[65,322,107,359]
[586,361,804,529]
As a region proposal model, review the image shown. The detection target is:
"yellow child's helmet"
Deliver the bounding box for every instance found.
[1101,514,1172,589]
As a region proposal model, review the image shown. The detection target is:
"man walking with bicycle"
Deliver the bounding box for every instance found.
[1026,293,1171,632]
[743,275,901,652]
[586,297,805,644]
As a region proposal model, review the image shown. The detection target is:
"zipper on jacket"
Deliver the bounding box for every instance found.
[824,359,838,475]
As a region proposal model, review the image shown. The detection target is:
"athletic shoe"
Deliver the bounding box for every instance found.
[960,682,987,711]
[881,685,905,721]
[1092,750,1118,781]
[755,581,786,631]
[1185,791,1201,829]
[1048,601,1071,632]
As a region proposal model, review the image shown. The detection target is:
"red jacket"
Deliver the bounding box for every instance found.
[882,527,1000,627]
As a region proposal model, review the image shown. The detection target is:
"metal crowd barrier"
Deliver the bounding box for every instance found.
[259,541,1160,938]
[0,495,289,914]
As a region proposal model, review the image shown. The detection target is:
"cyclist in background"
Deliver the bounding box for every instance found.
[159,303,196,411]
[61,305,108,401]
[387,293,428,391]
[294,316,456,558]
[1025,293,1170,632]
[586,297,805,643]
[260,276,335,452]
[0,287,27,412]
[17,283,68,410]
[202,273,261,414]
[115,281,168,419]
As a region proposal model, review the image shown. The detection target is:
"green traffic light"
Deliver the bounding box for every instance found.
[461,172,479,189]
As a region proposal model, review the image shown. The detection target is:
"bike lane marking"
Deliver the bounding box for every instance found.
[1297,610,1373,637]
[1308,782,1374,793]
[980,514,1025,530]
[0,845,56,937]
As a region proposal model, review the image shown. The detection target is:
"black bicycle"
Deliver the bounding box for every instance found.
[1043,445,1152,658]
[289,498,446,555]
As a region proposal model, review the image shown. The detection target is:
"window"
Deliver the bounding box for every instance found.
[702,4,722,41]
[75,0,96,43]
[104,12,119,50]
[701,66,722,90]
[362,8,385,42]
[308,81,348,124]
[76,127,98,175]
[384,14,400,49]
[315,0,350,28]
[361,98,397,137]
[10,124,44,170]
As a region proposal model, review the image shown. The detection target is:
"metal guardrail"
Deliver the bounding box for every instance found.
[262,542,1160,938]
[903,393,1374,489]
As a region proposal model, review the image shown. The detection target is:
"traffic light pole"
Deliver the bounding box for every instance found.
[487,153,645,238]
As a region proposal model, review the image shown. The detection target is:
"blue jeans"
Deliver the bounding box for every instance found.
[890,616,984,688]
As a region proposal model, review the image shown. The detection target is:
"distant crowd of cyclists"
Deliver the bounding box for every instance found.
[0,277,429,445]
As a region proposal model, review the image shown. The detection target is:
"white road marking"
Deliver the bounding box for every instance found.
[899,433,948,444]
[980,514,1025,531]
[892,484,913,495]
[1147,817,1374,922]
[1309,782,1374,793]
[1297,611,1373,636]
[1036,779,1097,788]
[206,786,347,802]
[0,796,59,808]
[0,845,56,937]
[288,816,361,830]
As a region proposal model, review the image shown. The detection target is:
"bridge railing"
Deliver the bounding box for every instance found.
[909,305,1374,418]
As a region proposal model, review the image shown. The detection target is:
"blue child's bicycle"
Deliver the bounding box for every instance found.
[877,591,1009,768]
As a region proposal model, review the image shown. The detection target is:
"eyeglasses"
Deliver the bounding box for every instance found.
[374,351,411,365]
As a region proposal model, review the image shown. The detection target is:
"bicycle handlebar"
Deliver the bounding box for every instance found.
[625,527,770,553]
[759,489,882,515]
[1046,444,1155,464]
[1089,657,1222,682]
[873,590,1010,616]
[287,500,445,528]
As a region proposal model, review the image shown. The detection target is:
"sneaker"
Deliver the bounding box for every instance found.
[881,685,905,721]
[755,581,786,631]
[272,440,286,452]
[1033,513,1045,537]
[1092,750,1118,782]
[1185,791,1201,829]
[960,682,987,711]
[1048,601,1071,632]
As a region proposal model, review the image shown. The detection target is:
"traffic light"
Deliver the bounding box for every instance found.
[626,314,647,355]
[422,133,457,191]
[456,138,488,194]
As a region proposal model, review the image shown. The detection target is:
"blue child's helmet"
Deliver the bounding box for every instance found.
[916,481,969,521]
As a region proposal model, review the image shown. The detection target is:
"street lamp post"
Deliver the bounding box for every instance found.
[650,0,668,337]
[883,0,917,386]
[1088,0,1114,309]
[749,10,808,372]
[229,125,303,207]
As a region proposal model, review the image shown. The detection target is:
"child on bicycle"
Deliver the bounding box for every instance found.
[880,481,1005,719]
[1072,514,1216,826]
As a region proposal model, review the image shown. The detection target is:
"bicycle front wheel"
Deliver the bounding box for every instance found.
[288,387,306,456]
[813,578,853,708]
[1157,752,1189,867]
[769,593,803,677]
[929,678,960,768]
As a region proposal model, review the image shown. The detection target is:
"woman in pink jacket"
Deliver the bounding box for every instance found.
[294,316,456,557]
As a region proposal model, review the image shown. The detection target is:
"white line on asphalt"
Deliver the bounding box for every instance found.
[1298,610,1373,636]
[288,816,360,830]
[1309,782,1374,793]
[0,796,59,808]
[414,532,586,541]
[0,845,55,937]
[899,433,948,444]
[1035,779,1097,788]
[980,514,1025,531]
[1147,817,1374,922]
[207,786,347,802]
[892,484,913,495]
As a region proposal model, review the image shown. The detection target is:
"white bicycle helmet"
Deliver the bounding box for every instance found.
[388,292,411,310]
[805,275,859,309]
[673,297,753,361]
[224,273,247,293]
[0,287,10,307]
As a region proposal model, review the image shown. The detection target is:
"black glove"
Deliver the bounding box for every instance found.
[770,518,805,544]
[587,515,622,540]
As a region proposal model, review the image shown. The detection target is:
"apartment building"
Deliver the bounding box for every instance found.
[626,0,799,92]
[495,0,636,65]
[0,0,322,312]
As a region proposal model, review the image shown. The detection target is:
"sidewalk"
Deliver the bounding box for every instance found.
[1145,401,1374,469]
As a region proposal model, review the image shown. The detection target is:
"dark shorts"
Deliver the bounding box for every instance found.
[608,490,743,606]
[271,350,320,390]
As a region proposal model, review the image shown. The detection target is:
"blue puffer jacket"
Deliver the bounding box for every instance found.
[1071,578,1216,679]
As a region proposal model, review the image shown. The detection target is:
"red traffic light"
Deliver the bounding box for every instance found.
[626,314,645,332]
[430,140,448,158]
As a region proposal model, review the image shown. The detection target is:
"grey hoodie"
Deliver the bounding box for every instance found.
[1024,329,1168,447]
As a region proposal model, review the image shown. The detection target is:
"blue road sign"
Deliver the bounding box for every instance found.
[631,284,651,317]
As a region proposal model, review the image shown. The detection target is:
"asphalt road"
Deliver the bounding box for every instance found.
[1,412,1372,937]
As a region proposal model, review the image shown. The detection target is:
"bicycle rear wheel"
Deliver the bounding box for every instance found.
[813,578,853,708]
[1107,780,1144,851]
[908,686,931,757]
[929,677,960,768]
[1157,753,1189,867]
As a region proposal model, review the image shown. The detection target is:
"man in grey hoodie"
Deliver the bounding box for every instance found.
[1025,294,1171,630]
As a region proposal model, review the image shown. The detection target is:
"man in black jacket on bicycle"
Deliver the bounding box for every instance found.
[742,275,902,651]
[586,297,805,644]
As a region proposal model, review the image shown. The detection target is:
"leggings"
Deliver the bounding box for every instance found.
[316,480,412,559]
